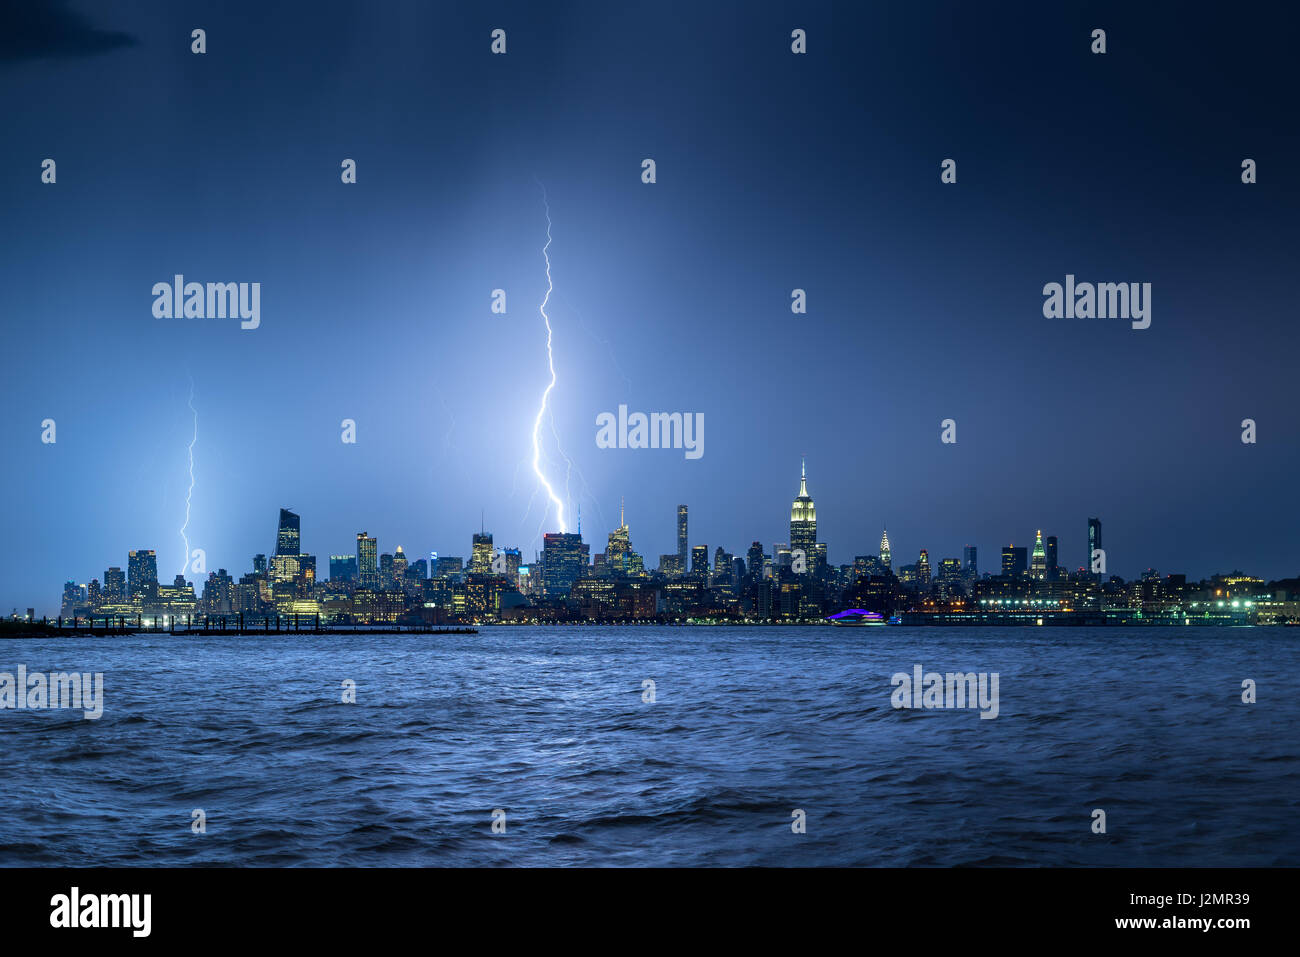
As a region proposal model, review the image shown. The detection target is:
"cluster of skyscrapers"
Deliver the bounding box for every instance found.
[49,462,1299,626]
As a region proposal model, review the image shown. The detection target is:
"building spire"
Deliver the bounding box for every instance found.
[1031,528,1047,579]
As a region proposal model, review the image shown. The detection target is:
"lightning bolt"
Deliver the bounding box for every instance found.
[531,181,567,534]
[179,375,197,575]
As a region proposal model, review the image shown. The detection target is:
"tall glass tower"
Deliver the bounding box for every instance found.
[275,508,300,556]
[542,532,589,598]
[676,505,688,569]
[789,459,817,571]
[471,532,494,574]
[127,549,158,604]
[356,532,378,588]
[607,500,632,574]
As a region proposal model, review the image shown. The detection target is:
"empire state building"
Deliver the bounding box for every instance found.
[789,458,818,568]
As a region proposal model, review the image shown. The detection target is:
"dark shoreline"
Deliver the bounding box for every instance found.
[0,621,1287,639]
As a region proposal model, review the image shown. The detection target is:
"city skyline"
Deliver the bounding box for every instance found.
[39,458,1296,621]
[31,457,1296,616]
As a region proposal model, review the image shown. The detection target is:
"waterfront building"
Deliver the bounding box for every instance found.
[127,549,158,605]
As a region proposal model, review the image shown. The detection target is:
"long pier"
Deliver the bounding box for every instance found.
[2,615,476,637]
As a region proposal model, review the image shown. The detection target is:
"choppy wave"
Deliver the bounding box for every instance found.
[0,626,1295,866]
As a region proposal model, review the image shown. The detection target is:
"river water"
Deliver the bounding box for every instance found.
[0,626,1294,866]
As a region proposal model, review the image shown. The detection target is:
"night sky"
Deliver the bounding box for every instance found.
[2,0,1297,613]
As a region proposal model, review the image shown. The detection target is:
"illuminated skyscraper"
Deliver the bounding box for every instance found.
[60,581,81,617]
[676,505,688,568]
[329,555,358,581]
[657,554,684,577]
[127,549,158,604]
[392,545,408,582]
[606,500,632,575]
[356,532,378,588]
[1030,529,1047,579]
[1088,518,1103,578]
[297,553,315,586]
[1001,545,1027,577]
[713,546,733,586]
[880,529,892,570]
[937,558,963,595]
[471,532,494,574]
[103,566,126,602]
[789,458,817,572]
[917,549,931,586]
[500,548,522,585]
[434,555,464,580]
[541,532,589,599]
[269,508,302,584]
[275,508,300,556]
[1045,535,1059,579]
[202,569,234,614]
[271,553,300,584]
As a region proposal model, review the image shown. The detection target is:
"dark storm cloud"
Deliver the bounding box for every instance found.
[0,0,136,63]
